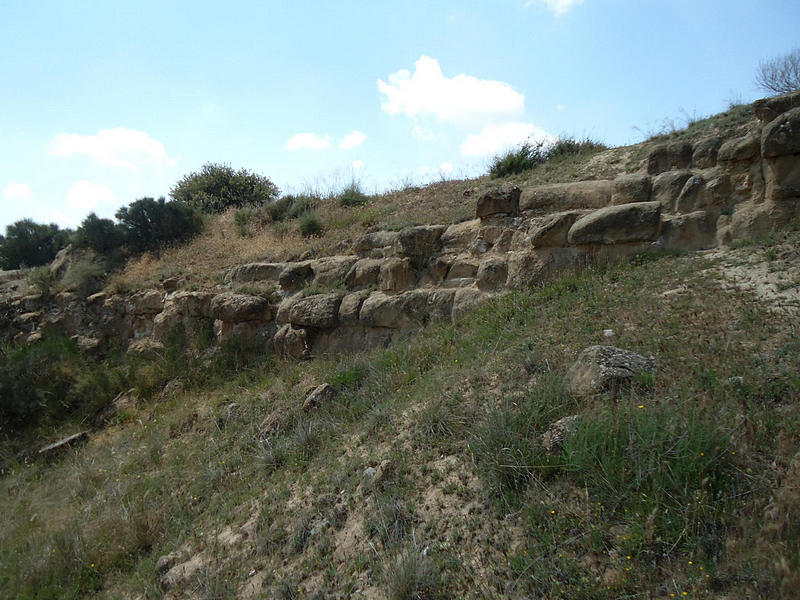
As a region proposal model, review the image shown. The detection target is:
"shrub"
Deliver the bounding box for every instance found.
[27,265,57,298]
[170,162,280,214]
[755,47,800,95]
[546,136,608,160]
[61,260,106,296]
[115,197,204,254]
[73,213,125,255]
[337,181,370,207]
[385,550,442,600]
[489,140,548,178]
[0,219,71,270]
[233,206,270,237]
[298,210,323,237]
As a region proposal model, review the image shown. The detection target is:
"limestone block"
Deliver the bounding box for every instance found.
[279,262,313,291]
[565,345,655,398]
[311,256,358,287]
[567,201,661,245]
[210,293,271,322]
[652,170,693,213]
[475,187,520,218]
[395,225,446,257]
[440,219,481,252]
[520,180,613,211]
[753,90,800,123]
[476,256,508,290]
[692,136,723,169]
[345,258,383,289]
[611,174,651,205]
[380,257,416,292]
[224,262,285,283]
[288,293,342,328]
[718,134,760,162]
[529,211,587,247]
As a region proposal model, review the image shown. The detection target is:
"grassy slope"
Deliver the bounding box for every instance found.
[2,101,796,599]
[2,228,798,599]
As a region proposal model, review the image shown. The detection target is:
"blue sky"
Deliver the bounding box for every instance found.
[1,0,798,231]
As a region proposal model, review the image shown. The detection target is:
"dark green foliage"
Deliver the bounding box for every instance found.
[170,162,279,214]
[0,219,71,269]
[489,137,609,178]
[0,335,123,429]
[73,213,125,255]
[268,194,317,222]
[115,197,203,254]
[337,181,370,207]
[489,140,548,178]
[298,210,323,237]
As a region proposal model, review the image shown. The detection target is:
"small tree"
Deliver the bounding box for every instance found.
[0,219,71,270]
[755,48,800,96]
[115,197,203,253]
[73,212,125,255]
[170,163,280,214]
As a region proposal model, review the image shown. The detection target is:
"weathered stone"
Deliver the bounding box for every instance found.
[476,187,520,218]
[302,383,338,412]
[311,256,358,287]
[718,134,760,162]
[446,257,480,280]
[674,175,705,213]
[224,262,285,283]
[279,262,313,291]
[38,431,89,457]
[611,174,651,205]
[152,309,182,341]
[426,289,456,323]
[506,248,583,289]
[127,290,163,315]
[274,324,313,359]
[476,256,508,291]
[345,258,383,289]
[541,415,580,452]
[520,180,613,211]
[166,291,215,317]
[451,288,486,321]
[660,211,715,250]
[765,154,800,202]
[565,345,655,398]
[288,293,342,328]
[74,335,101,354]
[338,291,370,323]
[86,291,108,307]
[647,141,692,175]
[762,107,800,158]
[652,170,693,212]
[0,269,22,284]
[692,136,723,169]
[127,338,165,358]
[210,293,271,322]
[418,255,451,286]
[275,295,302,325]
[351,231,399,254]
[440,219,481,251]
[161,276,181,292]
[215,319,275,348]
[528,211,586,247]
[395,225,446,257]
[359,291,433,329]
[753,90,800,123]
[380,257,416,292]
[567,201,661,244]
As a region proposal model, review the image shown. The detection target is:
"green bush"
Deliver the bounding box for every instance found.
[489,137,608,178]
[298,210,323,237]
[27,266,57,298]
[0,219,71,270]
[170,162,280,214]
[61,260,106,296]
[73,213,125,256]
[489,140,548,178]
[337,181,370,207]
[115,197,204,254]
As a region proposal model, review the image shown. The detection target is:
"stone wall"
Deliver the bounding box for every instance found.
[2,92,799,360]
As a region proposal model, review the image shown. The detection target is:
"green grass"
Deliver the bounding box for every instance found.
[1,242,798,599]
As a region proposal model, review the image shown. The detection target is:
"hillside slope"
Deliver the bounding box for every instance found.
[1,96,800,599]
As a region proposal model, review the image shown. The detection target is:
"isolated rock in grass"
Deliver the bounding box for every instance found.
[302,383,338,412]
[540,415,580,452]
[565,345,655,398]
[476,187,520,218]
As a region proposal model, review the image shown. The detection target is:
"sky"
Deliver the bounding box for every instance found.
[1,0,799,231]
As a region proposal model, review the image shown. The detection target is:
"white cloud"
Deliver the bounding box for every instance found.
[352,160,365,170]
[524,0,584,16]
[287,132,331,151]
[3,182,33,201]
[65,181,116,212]
[460,122,554,157]
[440,162,453,174]
[378,56,524,126]
[339,130,367,150]
[50,127,176,170]
[412,125,437,141]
